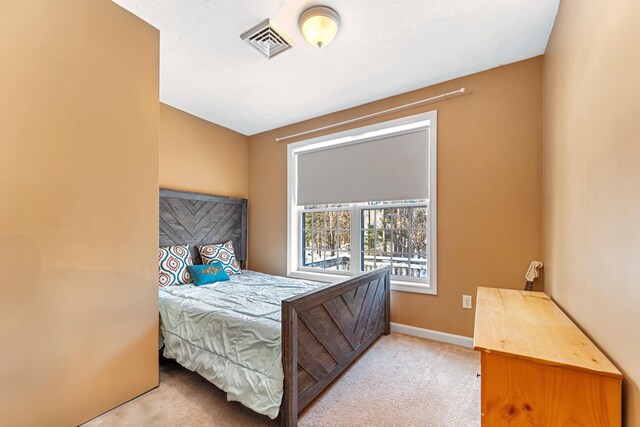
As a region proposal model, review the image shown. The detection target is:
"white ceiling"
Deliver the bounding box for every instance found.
[114,0,559,135]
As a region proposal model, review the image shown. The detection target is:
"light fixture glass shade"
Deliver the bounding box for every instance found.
[299,6,340,48]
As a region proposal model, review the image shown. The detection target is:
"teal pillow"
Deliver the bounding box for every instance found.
[187,262,230,286]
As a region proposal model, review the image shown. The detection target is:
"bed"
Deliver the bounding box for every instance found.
[159,189,390,426]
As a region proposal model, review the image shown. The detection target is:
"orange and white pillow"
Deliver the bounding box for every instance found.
[198,240,241,275]
[158,245,193,286]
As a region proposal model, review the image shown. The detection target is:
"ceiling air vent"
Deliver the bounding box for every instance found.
[240,19,295,59]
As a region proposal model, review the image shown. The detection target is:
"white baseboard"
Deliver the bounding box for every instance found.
[390,322,474,349]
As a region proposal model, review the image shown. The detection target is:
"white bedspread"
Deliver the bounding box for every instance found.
[159,270,324,419]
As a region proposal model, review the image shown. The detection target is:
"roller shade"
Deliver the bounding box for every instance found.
[296,128,430,206]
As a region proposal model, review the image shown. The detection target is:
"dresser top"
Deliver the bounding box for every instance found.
[474,287,622,379]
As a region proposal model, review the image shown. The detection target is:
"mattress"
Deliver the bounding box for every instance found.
[158,270,324,419]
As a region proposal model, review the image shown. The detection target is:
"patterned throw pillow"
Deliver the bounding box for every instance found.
[158,245,193,287]
[198,240,241,275]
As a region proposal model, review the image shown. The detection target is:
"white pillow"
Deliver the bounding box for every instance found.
[158,245,193,286]
[198,240,241,275]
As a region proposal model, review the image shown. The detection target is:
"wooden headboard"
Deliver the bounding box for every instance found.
[159,189,247,266]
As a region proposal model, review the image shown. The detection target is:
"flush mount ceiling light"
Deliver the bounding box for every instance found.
[299,6,341,48]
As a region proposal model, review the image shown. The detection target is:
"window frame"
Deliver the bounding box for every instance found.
[357,201,429,283]
[299,205,354,276]
[287,111,437,295]
[298,202,430,282]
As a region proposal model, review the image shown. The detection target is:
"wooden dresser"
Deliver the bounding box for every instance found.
[474,287,622,426]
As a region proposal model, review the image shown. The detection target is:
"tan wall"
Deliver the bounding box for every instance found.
[543,1,640,424]
[249,57,543,337]
[160,103,249,198]
[0,1,159,425]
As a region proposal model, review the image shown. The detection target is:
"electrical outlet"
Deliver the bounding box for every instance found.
[462,295,473,309]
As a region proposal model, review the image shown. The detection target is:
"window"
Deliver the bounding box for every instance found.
[288,112,437,295]
[299,201,428,279]
[360,202,428,279]
[301,207,351,271]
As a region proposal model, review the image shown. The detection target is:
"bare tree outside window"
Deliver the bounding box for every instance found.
[302,206,351,271]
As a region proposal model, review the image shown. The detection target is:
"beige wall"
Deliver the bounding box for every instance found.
[160,103,249,198]
[543,1,640,424]
[249,57,543,337]
[0,1,159,425]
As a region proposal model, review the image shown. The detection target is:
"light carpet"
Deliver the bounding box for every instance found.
[84,333,480,426]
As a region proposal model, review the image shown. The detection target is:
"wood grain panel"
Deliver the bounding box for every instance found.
[281,268,390,427]
[296,321,338,373]
[342,284,368,317]
[297,344,327,383]
[296,367,316,396]
[323,294,360,348]
[364,278,386,338]
[159,189,247,265]
[481,352,621,426]
[474,287,621,378]
[298,306,353,362]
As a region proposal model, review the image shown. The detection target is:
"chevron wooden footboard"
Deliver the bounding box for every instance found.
[280,267,391,427]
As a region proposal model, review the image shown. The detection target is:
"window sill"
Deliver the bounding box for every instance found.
[288,271,437,295]
[391,280,437,295]
[288,270,346,283]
